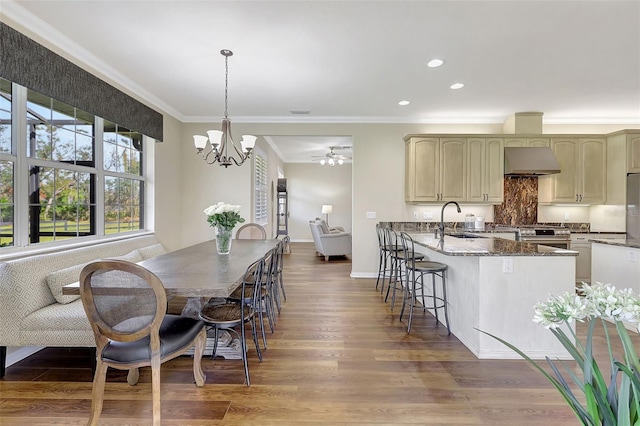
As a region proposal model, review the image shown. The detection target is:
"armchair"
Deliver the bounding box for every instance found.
[309,221,352,261]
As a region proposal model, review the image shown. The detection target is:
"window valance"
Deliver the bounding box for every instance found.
[0,22,163,141]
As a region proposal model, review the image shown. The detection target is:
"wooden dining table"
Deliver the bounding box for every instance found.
[63,238,281,360]
[63,238,280,299]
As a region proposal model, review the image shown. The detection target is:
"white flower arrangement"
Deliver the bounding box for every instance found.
[203,202,245,230]
[481,282,640,425]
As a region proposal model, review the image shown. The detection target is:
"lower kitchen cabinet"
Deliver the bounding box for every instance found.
[572,234,623,285]
[571,235,591,284]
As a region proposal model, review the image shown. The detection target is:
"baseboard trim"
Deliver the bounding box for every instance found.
[350,272,377,279]
[6,346,44,367]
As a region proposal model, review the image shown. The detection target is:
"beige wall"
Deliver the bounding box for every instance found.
[284,162,352,241]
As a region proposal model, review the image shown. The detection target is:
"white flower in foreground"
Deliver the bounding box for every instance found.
[582,282,640,324]
[533,292,587,329]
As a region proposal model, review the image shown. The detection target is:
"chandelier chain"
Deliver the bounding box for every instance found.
[224,54,229,119]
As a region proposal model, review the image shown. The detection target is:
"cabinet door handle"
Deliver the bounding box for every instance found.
[576,194,579,201]
[579,194,583,202]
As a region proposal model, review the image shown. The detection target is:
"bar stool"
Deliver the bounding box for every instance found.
[375,224,404,295]
[384,229,425,311]
[398,232,450,334]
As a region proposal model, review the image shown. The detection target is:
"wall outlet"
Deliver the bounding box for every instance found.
[413,212,419,219]
[563,212,570,221]
[424,212,433,220]
[629,250,638,263]
[503,258,514,273]
[366,211,376,219]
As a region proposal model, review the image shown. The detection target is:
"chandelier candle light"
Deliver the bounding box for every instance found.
[193,49,257,167]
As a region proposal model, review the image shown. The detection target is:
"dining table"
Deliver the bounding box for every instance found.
[63,238,280,299]
[63,238,281,359]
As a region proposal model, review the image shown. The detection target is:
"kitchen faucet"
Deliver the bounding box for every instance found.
[436,201,462,238]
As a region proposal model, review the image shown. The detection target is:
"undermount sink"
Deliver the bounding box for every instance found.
[447,233,484,239]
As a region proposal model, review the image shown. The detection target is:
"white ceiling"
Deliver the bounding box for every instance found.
[3,0,640,163]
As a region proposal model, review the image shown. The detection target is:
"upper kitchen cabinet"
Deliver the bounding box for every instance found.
[504,137,550,147]
[467,138,504,203]
[626,133,640,172]
[539,137,606,204]
[606,130,640,205]
[405,137,466,203]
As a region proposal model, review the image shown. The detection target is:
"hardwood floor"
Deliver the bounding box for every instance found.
[0,242,630,424]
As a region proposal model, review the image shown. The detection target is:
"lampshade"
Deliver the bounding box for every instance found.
[321,204,333,214]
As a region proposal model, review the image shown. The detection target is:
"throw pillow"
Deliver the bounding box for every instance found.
[107,249,144,263]
[137,243,167,260]
[318,220,331,234]
[46,263,87,304]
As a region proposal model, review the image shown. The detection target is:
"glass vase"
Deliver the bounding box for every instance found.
[215,226,233,254]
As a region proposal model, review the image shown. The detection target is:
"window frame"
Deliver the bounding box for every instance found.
[0,80,152,259]
[254,148,268,226]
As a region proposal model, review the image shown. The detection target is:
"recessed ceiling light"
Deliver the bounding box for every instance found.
[450,83,464,90]
[427,59,444,68]
[398,100,410,106]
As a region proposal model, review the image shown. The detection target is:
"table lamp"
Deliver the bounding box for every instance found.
[321,204,333,225]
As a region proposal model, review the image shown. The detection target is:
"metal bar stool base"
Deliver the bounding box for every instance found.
[400,261,450,335]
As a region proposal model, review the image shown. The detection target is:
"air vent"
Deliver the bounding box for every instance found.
[289,110,310,115]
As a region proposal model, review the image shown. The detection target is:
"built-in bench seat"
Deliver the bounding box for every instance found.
[0,234,167,377]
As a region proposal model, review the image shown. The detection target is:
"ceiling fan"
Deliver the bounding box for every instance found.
[312,145,352,166]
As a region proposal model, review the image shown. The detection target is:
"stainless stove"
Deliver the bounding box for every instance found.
[515,225,571,249]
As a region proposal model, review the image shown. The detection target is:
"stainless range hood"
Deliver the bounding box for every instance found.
[504,147,561,175]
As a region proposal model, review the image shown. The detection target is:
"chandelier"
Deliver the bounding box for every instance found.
[193,49,256,167]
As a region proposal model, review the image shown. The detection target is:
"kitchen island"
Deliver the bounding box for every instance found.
[409,233,577,359]
[591,238,640,332]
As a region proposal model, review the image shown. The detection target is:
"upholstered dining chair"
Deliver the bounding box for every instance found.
[79,260,207,426]
[235,223,267,239]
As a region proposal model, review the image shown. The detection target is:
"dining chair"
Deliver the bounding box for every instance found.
[272,237,288,313]
[227,248,276,340]
[235,223,267,239]
[79,259,207,426]
[199,257,265,386]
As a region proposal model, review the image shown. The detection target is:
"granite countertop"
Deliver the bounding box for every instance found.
[571,230,626,234]
[410,233,578,257]
[590,238,640,249]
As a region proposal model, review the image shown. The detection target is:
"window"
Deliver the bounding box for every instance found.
[103,121,144,234]
[0,79,13,247]
[0,77,148,252]
[26,89,96,243]
[254,150,268,225]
